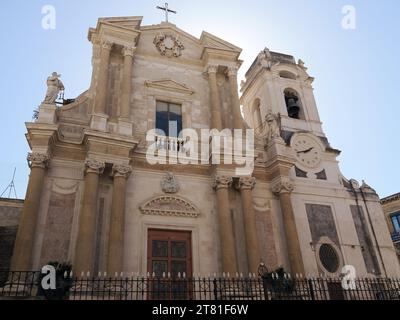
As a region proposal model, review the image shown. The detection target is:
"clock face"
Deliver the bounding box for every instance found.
[292,135,322,169]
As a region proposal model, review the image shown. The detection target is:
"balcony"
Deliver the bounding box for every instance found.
[154,135,186,153]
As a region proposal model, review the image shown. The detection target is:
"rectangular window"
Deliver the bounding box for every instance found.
[156,101,182,138]
[391,212,400,233]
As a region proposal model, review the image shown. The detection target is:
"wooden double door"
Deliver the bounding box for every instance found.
[147,229,193,300]
[147,229,192,278]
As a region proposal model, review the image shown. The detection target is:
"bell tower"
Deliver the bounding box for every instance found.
[240,48,324,138]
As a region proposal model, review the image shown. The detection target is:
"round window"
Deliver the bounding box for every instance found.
[319,244,340,273]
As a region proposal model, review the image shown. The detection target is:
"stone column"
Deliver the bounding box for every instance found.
[238,177,261,274]
[272,178,305,276]
[213,176,238,275]
[91,41,113,131]
[10,153,49,271]
[74,159,105,275]
[107,164,132,276]
[207,65,223,130]
[120,46,136,120]
[227,67,243,129]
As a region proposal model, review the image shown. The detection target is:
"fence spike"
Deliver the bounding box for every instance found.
[240,273,243,278]
[227,272,231,278]
[81,271,84,278]
[213,273,217,278]
[168,272,171,279]
[70,271,73,278]
[222,272,226,278]
[64,271,68,278]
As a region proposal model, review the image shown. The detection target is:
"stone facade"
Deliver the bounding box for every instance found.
[7,16,400,278]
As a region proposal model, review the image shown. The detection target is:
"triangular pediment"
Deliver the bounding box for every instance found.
[141,22,201,46]
[145,79,194,95]
[98,16,143,31]
[200,31,242,53]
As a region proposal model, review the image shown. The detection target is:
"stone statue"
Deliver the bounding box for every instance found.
[298,59,307,70]
[260,111,282,145]
[43,72,65,104]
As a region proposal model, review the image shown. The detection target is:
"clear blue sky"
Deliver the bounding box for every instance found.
[0,0,399,198]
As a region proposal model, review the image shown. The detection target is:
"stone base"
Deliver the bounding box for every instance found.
[37,103,57,124]
[118,118,133,136]
[90,113,109,132]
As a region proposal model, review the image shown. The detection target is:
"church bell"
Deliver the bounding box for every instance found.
[287,98,300,119]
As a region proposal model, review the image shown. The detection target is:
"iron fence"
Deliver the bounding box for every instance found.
[0,271,399,301]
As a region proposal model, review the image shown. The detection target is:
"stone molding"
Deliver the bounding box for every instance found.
[84,159,105,175]
[112,164,132,179]
[213,176,233,190]
[28,153,50,169]
[271,177,294,195]
[140,195,200,218]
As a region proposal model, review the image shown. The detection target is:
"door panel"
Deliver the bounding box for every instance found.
[147,230,193,300]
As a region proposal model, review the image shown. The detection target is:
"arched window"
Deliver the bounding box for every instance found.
[252,99,262,128]
[284,89,302,120]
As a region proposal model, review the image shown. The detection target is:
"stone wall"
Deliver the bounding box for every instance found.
[0,199,23,271]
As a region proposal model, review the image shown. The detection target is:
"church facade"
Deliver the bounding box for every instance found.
[9,16,400,278]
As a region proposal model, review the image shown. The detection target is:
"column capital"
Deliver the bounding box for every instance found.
[84,159,105,175]
[271,177,294,195]
[112,164,132,179]
[227,66,239,77]
[207,64,219,74]
[213,175,233,190]
[123,46,136,57]
[237,176,256,191]
[101,40,113,51]
[27,153,50,169]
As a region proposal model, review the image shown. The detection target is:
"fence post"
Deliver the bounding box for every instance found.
[308,279,315,301]
[213,278,218,300]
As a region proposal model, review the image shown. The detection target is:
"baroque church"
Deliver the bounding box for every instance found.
[8,15,400,278]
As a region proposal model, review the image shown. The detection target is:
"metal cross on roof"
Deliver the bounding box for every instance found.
[156,3,177,23]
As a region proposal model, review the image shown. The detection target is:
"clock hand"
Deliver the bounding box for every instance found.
[297,147,314,154]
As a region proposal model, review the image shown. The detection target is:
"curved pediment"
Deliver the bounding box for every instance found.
[140,195,200,218]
